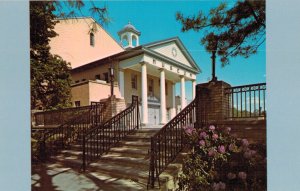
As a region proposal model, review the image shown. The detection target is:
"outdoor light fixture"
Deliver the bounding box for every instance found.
[109,62,115,96]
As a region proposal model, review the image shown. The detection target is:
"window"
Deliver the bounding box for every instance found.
[75,80,79,83]
[131,74,137,89]
[82,79,86,82]
[103,72,109,83]
[75,101,80,107]
[95,74,100,80]
[149,79,154,95]
[90,33,95,46]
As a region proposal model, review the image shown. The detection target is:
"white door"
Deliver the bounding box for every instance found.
[148,106,160,125]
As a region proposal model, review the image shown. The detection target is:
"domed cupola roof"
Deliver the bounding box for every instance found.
[118,22,141,36]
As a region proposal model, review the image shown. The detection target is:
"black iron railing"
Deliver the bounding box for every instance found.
[147,99,197,188]
[82,96,139,170]
[36,102,107,161]
[225,83,266,119]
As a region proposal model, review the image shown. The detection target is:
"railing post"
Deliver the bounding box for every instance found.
[150,137,155,188]
[82,136,86,171]
[40,134,46,162]
[136,96,139,129]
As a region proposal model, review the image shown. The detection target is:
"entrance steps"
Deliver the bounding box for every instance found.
[47,128,185,190]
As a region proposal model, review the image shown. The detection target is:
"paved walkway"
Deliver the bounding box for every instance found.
[31,162,141,191]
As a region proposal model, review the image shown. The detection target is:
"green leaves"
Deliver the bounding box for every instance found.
[30,1,110,110]
[176,0,265,66]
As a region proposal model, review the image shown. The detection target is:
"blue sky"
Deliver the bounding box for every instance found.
[61,0,266,100]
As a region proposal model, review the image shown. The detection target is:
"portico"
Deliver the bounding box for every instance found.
[117,38,199,125]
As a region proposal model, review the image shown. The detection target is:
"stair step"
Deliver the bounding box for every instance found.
[60,149,82,156]
[51,155,82,169]
[87,171,145,191]
[121,141,151,148]
[109,147,149,156]
[89,162,149,183]
[99,154,149,167]
[125,135,152,141]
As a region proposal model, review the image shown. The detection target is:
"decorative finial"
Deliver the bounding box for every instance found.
[128,21,131,24]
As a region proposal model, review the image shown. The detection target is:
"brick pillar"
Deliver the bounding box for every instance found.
[100,95,126,122]
[195,80,231,126]
[100,95,116,122]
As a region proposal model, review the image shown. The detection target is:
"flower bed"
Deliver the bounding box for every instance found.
[177,125,266,191]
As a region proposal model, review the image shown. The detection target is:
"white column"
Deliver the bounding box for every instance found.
[118,69,125,98]
[192,79,196,99]
[180,75,186,110]
[141,62,148,124]
[128,33,133,47]
[159,69,166,124]
[170,82,176,118]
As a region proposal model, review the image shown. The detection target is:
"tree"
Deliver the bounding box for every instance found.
[30,1,109,110]
[176,0,265,66]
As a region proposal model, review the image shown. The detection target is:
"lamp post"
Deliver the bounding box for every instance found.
[109,63,114,96]
[211,36,218,82]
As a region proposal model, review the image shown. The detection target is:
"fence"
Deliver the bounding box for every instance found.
[33,102,107,161]
[34,105,94,126]
[225,83,266,119]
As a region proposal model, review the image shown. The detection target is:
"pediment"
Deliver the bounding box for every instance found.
[144,37,200,73]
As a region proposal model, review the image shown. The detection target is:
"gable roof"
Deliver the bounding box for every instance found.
[143,37,201,73]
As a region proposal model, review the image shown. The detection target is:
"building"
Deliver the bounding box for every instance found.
[50,17,201,125]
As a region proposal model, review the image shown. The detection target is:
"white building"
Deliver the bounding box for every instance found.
[50,17,201,125]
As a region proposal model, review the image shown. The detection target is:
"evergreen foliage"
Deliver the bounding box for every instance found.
[176,0,265,66]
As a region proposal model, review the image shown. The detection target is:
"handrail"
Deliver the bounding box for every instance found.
[225,83,266,119]
[82,95,140,170]
[36,102,107,161]
[147,98,197,188]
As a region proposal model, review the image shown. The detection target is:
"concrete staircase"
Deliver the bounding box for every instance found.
[49,128,185,191]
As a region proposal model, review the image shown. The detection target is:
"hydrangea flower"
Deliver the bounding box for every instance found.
[241,139,249,147]
[229,143,235,151]
[225,127,231,134]
[218,182,226,190]
[243,149,257,159]
[199,140,205,147]
[227,172,236,180]
[212,182,219,190]
[218,145,226,154]
[212,134,219,140]
[212,182,226,190]
[208,148,216,157]
[199,131,208,139]
[238,171,247,180]
[184,125,195,135]
[209,125,216,131]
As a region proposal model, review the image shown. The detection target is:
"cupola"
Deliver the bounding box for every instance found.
[118,22,141,49]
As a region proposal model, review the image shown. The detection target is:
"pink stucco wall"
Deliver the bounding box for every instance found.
[71,80,122,106]
[49,18,124,69]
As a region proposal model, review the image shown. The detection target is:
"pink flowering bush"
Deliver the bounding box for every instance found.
[177,125,266,191]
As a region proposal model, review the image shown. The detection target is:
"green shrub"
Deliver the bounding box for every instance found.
[177,125,266,191]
